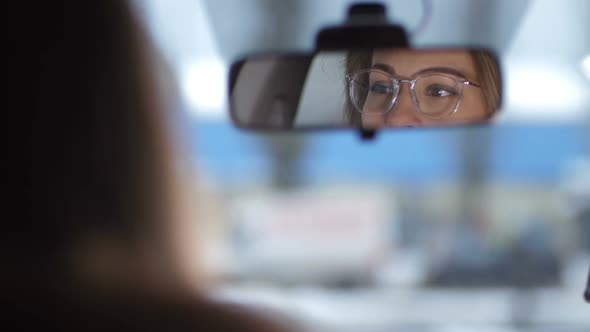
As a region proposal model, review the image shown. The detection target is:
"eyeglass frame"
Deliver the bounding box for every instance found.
[346,69,481,119]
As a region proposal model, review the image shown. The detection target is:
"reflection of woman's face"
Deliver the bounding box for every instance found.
[361,49,488,128]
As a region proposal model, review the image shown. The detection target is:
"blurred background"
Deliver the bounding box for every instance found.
[136,0,589,331]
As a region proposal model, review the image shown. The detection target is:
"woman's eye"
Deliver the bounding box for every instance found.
[369,82,394,94]
[425,84,457,97]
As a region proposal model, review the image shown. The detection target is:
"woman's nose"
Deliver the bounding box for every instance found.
[386,86,422,127]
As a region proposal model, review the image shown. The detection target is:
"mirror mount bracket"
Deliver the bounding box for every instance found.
[314,3,410,139]
[314,3,410,51]
[346,3,388,25]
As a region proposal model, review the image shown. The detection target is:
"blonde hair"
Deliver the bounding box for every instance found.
[469,50,502,117]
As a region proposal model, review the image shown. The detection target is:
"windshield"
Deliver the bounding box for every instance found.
[139,0,589,331]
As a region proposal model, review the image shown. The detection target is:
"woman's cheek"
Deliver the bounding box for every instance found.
[362,113,384,128]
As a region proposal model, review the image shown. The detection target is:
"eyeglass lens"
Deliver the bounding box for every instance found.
[350,71,462,117]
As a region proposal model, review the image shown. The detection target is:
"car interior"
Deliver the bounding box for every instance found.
[25,1,589,331]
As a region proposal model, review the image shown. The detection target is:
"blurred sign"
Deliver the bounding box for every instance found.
[227,187,398,284]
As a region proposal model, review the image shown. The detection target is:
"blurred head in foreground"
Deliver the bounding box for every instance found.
[22,1,293,330]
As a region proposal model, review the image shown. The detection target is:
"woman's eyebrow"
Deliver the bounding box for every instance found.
[371,64,469,79]
[371,63,396,74]
[414,67,467,78]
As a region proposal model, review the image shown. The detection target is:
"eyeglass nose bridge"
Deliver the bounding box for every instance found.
[387,78,419,114]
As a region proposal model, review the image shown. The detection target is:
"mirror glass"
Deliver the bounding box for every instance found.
[230,48,502,130]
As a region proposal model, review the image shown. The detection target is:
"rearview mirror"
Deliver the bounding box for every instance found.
[229,47,502,131]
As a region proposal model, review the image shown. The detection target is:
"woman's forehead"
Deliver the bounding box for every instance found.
[371,49,477,79]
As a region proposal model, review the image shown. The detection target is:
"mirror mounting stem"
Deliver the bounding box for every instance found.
[315,3,410,139]
[346,3,388,25]
[585,264,590,303]
[360,129,377,141]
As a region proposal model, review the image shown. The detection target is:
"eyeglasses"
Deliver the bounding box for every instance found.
[346,69,481,118]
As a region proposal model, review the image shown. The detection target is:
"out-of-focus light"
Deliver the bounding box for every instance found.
[181,58,227,118]
[582,54,590,81]
[500,59,590,123]
[509,64,584,109]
